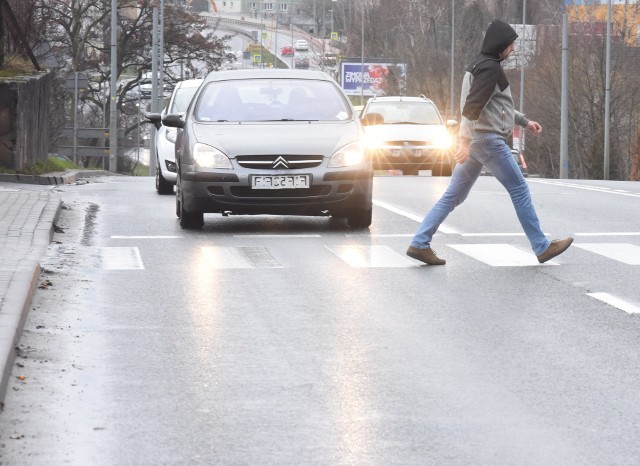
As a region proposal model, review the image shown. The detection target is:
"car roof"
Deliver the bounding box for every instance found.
[175,78,203,89]
[367,96,434,103]
[203,69,333,83]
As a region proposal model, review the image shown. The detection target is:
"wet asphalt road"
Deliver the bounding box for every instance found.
[1,175,640,465]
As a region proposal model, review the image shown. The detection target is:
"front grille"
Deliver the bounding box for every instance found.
[236,154,324,169]
[230,186,331,197]
[382,140,428,146]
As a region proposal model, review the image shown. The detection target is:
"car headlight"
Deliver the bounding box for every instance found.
[364,131,386,149]
[328,141,366,168]
[432,130,452,149]
[165,128,177,143]
[193,143,232,169]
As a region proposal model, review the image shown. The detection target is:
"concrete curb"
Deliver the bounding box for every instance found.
[0,170,114,186]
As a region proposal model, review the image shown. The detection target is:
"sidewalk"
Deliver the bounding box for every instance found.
[0,170,110,403]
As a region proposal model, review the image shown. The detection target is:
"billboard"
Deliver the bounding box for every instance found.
[340,61,407,97]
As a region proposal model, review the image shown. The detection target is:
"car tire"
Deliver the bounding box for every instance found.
[347,207,372,228]
[156,157,174,195]
[176,174,204,229]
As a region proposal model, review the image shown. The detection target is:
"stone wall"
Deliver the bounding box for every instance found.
[0,72,51,170]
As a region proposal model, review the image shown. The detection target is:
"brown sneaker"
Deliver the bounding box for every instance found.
[406,246,446,265]
[537,237,574,263]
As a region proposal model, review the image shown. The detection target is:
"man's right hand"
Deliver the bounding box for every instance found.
[454,145,470,164]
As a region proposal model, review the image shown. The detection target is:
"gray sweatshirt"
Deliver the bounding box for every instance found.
[458,20,529,147]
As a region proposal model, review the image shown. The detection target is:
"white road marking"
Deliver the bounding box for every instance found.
[529,179,640,198]
[373,199,459,234]
[100,247,144,270]
[461,232,527,237]
[587,292,640,314]
[110,235,183,239]
[326,245,416,268]
[575,232,640,237]
[448,244,555,266]
[233,234,321,238]
[199,246,282,268]
[573,243,640,265]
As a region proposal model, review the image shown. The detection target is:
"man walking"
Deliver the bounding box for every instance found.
[407,19,572,265]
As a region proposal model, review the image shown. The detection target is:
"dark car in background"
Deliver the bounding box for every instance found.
[360,95,458,176]
[294,56,310,69]
[162,69,373,229]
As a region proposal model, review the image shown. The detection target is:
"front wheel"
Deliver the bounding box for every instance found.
[347,207,372,228]
[156,157,174,194]
[176,175,204,229]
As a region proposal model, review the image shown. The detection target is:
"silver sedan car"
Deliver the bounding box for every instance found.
[162,69,373,229]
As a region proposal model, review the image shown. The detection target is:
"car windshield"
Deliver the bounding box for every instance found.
[363,101,442,125]
[194,79,351,122]
[170,86,200,113]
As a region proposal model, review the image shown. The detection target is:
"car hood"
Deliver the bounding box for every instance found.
[362,124,446,141]
[192,121,361,157]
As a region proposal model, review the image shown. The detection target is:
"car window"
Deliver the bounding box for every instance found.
[363,101,443,125]
[194,79,351,122]
[170,86,199,114]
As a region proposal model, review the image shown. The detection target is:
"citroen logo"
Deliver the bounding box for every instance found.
[272,156,289,168]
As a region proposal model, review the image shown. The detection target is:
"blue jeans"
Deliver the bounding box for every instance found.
[410,133,551,256]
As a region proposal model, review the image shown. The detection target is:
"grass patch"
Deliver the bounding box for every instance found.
[0,55,40,78]
[0,156,80,175]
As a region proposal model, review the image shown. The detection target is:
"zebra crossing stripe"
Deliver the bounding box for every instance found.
[448,244,554,266]
[326,245,416,268]
[588,292,640,314]
[100,247,144,270]
[199,246,283,268]
[573,243,640,265]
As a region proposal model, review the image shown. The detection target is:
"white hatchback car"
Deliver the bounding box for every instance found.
[146,79,203,194]
[294,39,309,51]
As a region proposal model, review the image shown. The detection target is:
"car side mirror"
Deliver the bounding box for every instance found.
[144,112,162,130]
[162,113,185,129]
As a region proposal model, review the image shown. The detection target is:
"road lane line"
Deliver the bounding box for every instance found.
[100,247,144,270]
[372,199,459,234]
[326,245,417,267]
[587,292,640,314]
[448,244,556,266]
[111,235,183,239]
[575,232,640,237]
[573,243,640,265]
[233,234,321,238]
[529,180,640,198]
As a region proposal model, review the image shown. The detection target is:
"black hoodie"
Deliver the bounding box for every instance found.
[458,20,529,146]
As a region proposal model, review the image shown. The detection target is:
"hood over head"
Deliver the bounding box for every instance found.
[481,19,518,58]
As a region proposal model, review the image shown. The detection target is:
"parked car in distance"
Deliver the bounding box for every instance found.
[360,95,458,176]
[145,79,203,194]
[294,56,310,69]
[162,69,372,229]
[294,39,309,51]
[280,45,294,56]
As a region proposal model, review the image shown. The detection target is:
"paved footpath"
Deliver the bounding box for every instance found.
[0,171,111,403]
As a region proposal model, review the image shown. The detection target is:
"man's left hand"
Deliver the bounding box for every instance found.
[527,121,542,134]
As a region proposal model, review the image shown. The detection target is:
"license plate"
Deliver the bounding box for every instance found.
[251,174,310,189]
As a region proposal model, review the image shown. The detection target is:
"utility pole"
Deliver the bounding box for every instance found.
[109,0,118,172]
[604,0,612,180]
[518,0,526,156]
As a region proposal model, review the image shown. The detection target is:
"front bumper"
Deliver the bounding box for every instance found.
[180,165,373,216]
[368,147,452,170]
